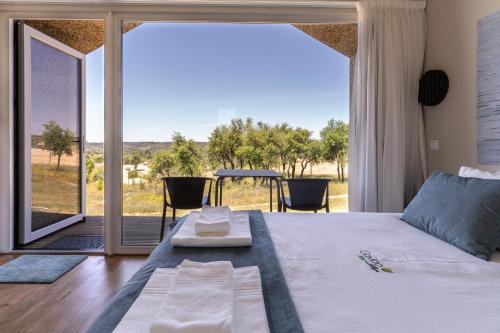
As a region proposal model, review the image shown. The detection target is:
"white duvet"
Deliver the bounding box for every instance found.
[264,212,500,333]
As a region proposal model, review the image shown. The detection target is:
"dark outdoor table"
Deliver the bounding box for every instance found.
[214,169,282,212]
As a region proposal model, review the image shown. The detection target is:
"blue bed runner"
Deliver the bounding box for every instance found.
[86,210,304,333]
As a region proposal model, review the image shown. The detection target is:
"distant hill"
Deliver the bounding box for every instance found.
[86,141,208,155]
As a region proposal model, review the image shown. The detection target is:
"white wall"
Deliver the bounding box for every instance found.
[424,0,500,174]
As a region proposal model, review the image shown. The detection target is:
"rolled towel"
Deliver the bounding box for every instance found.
[150,260,234,333]
[194,206,231,234]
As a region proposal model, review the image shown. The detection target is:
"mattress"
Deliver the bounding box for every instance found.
[264,212,500,333]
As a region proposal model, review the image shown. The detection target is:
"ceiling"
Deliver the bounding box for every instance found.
[24,20,357,57]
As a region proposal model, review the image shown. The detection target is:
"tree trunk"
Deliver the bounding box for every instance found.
[340,162,345,182]
[300,160,308,177]
[336,163,341,181]
[57,154,62,171]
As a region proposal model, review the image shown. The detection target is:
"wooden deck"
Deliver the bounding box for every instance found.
[18,216,172,250]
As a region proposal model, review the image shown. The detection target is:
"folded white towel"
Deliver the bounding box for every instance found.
[172,211,252,247]
[114,265,269,333]
[194,206,231,234]
[232,266,270,333]
[150,260,234,333]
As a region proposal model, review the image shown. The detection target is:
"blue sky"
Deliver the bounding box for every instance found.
[85,23,349,142]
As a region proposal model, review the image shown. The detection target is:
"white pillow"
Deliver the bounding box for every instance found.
[458,166,500,179]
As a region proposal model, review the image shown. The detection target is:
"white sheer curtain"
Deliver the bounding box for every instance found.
[348,0,427,213]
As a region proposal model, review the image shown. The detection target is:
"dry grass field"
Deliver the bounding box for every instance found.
[31,147,348,219]
[118,163,349,218]
[118,177,348,219]
[31,148,81,216]
[31,147,80,166]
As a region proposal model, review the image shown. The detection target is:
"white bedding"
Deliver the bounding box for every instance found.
[264,212,500,333]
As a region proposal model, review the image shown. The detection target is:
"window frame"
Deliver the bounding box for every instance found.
[0,1,356,255]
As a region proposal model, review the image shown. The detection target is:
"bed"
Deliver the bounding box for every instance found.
[266,212,500,332]
[88,211,500,333]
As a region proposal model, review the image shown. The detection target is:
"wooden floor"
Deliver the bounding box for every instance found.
[0,254,147,333]
[18,216,173,250]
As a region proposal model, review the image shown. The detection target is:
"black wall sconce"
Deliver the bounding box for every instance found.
[418,70,449,106]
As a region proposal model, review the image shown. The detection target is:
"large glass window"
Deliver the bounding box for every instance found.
[121,22,350,246]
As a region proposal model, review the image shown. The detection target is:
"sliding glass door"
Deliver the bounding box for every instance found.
[18,23,86,244]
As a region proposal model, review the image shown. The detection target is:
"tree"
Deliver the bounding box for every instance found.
[92,166,104,191]
[285,127,312,178]
[299,140,323,177]
[124,152,142,170]
[236,118,263,170]
[86,156,96,183]
[269,123,292,173]
[171,133,202,176]
[320,119,349,182]
[230,119,245,168]
[41,121,74,170]
[147,150,175,193]
[127,168,139,185]
[150,150,175,178]
[207,127,230,169]
[207,119,243,169]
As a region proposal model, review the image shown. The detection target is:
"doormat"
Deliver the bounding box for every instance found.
[41,235,104,250]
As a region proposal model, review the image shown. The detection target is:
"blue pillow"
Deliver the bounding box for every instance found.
[401,171,500,260]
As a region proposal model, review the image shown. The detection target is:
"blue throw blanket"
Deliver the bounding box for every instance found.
[86,210,304,333]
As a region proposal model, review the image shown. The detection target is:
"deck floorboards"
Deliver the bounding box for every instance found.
[17,216,173,250]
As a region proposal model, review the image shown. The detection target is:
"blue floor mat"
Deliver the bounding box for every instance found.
[0,255,87,283]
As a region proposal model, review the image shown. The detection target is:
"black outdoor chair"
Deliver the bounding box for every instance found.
[160,177,213,241]
[280,178,330,213]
